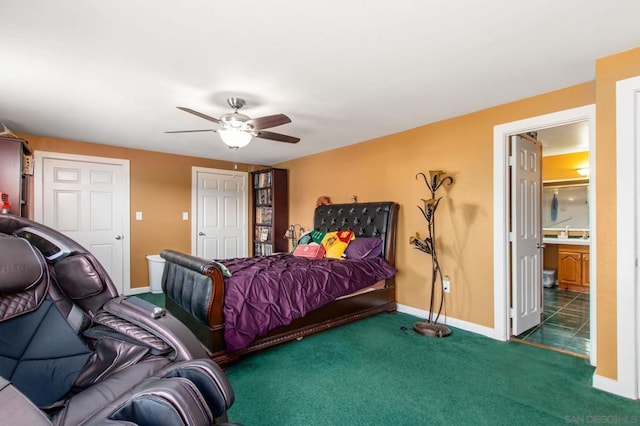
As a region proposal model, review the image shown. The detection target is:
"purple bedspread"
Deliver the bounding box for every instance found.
[220,254,396,351]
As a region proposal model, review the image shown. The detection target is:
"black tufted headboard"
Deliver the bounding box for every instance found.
[313,202,399,265]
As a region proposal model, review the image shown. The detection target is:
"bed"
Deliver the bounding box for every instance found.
[161,201,399,366]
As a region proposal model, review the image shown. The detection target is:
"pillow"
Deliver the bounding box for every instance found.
[210,260,232,277]
[297,230,326,246]
[344,237,383,260]
[321,230,354,259]
[293,243,326,259]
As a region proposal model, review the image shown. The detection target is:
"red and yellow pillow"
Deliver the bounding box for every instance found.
[321,230,354,259]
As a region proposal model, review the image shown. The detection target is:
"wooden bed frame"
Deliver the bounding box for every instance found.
[161,201,399,366]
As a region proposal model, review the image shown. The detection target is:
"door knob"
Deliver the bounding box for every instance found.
[536,242,546,249]
[115,235,123,240]
[198,231,205,236]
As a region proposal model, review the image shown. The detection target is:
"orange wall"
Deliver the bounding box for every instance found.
[276,46,639,382]
[20,46,640,383]
[23,134,262,289]
[277,82,594,330]
[594,46,640,379]
[542,151,590,181]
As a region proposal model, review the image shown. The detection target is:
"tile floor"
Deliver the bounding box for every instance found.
[515,287,590,358]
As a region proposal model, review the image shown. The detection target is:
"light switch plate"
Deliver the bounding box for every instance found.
[136,211,143,220]
[182,212,189,220]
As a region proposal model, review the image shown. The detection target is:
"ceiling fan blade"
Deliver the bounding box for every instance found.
[246,114,291,130]
[255,131,300,144]
[177,107,221,124]
[165,129,216,134]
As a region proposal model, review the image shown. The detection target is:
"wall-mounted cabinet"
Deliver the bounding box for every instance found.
[250,168,288,256]
[0,136,32,217]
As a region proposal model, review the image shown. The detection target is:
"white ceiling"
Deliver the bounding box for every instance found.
[1,1,639,165]
[537,121,591,157]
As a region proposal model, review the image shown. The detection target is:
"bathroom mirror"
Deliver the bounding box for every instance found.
[542,179,589,231]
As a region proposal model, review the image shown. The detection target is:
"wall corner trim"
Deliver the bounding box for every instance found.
[593,373,637,400]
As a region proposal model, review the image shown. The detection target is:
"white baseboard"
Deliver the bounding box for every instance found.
[125,286,151,296]
[396,304,498,339]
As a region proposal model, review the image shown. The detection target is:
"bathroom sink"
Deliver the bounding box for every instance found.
[543,236,590,246]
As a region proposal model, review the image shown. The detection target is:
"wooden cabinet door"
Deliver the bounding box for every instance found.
[581,253,590,286]
[558,251,582,286]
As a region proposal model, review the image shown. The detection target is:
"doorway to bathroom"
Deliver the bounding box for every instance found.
[514,152,591,359]
[492,105,596,365]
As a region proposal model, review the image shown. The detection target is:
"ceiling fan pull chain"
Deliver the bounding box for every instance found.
[232,147,239,170]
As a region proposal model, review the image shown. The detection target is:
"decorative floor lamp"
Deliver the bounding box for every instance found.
[410,170,454,338]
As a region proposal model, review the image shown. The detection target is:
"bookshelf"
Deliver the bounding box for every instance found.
[0,136,32,217]
[251,168,288,256]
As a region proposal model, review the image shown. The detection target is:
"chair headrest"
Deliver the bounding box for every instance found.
[54,254,105,300]
[0,236,45,294]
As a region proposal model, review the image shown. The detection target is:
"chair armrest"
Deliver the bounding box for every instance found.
[102,296,210,361]
[0,377,51,426]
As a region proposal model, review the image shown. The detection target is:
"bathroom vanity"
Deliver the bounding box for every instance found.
[543,239,590,292]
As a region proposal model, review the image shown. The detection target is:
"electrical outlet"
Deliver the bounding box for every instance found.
[443,275,451,293]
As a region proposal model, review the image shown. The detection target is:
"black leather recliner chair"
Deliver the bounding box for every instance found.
[0,215,236,425]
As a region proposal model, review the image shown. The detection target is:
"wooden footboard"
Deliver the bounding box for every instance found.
[162,201,399,366]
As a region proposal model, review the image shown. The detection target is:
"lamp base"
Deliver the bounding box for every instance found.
[413,321,452,338]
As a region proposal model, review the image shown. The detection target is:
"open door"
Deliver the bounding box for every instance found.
[511,134,543,335]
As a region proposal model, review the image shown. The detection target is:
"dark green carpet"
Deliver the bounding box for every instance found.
[133,293,639,425]
[223,312,640,425]
[135,292,165,307]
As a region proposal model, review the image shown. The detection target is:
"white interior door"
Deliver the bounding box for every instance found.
[511,134,544,335]
[35,152,130,294]
[192,167,247,259]
[614,75,640,398]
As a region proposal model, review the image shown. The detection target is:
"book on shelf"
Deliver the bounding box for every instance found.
[260,227,269,242]
[254,171,273,189]
[253,242,273,256]
[255,188,272,205]
[255,206,273,225]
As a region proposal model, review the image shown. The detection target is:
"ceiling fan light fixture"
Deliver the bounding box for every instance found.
[171,98,299,145]
[219,128,252,148]
[221,112,250,127]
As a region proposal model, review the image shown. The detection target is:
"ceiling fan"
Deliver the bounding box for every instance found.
[166,97,300,148]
